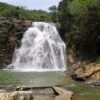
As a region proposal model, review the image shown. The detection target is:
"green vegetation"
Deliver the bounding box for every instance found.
[58,0,100,60]
[0,2,51,21]
[29,95,34,100]
[48,5,58,23]
[0,2,52,67]
[0,0,100,63]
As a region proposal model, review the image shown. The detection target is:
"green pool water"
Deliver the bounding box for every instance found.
[0,70,68,86]
[0,70,100,100]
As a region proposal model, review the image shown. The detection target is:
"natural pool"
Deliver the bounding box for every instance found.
[0,70,68,86]
[0,70,100,100]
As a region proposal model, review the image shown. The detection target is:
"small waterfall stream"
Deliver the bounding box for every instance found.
[8,22,67,71]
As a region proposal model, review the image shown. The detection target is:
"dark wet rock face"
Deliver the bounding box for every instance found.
[0,17,31,67]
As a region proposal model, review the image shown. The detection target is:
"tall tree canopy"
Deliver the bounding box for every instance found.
[58,0,100,60]
[49,5,58,23]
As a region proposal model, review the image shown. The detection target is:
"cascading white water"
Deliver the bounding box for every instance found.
[8,22,67,71]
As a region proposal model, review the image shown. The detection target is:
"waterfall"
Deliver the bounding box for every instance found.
[8,22,67,71]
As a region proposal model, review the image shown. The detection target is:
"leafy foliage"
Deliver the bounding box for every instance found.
[48,5,58,22]
[58,0,100,60]
[0,1,100,61]
[69,0,100,15]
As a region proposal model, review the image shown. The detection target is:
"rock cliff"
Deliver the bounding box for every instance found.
[0,17,31,67]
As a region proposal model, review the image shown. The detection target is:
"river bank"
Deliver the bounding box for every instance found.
[68,51,100,86]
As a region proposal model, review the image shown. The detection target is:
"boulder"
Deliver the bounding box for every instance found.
[53,87,73,100]
[0,91,34,100]
[72,63,100,84]
[0,89,6,93]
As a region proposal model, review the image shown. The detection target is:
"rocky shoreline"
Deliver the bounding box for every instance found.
[0,86,73,100]
[70,62,100,86]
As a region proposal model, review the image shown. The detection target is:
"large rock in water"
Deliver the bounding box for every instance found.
[53,87,73,100]
[72,63,100,85]
[8,22,67,71]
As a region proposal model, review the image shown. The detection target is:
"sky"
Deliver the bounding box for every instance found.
[0,0,61,11]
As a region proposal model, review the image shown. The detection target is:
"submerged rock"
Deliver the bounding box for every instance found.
[0,86,74,100]
[53,87,73,100]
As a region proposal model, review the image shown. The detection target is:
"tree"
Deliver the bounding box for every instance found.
[49,5,58,23]
[58,0,100,60]
[58,0,73,42]
[0,2,51,21]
